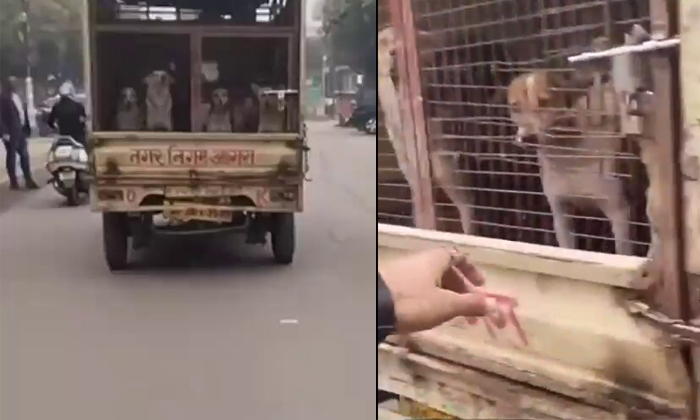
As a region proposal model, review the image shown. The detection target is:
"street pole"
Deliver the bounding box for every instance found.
[321,55,328,116]
[20,0,37,131]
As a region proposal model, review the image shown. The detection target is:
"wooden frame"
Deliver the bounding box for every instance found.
[378,224,691,418]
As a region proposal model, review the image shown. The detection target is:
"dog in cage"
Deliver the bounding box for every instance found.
[252,83,287,132]
[204,87,233,132]
[115,87,143,131]
[232,95,258,133]
[506,63,634,255]
[143,70,174,131]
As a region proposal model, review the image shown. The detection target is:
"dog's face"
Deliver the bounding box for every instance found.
[144,70,173,93]
[211,88,229,108]
[120,87,137,107]
[507,71,569,142]
[259,95,276,113]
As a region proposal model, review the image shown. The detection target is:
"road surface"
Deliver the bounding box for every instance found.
[0,122,377,420]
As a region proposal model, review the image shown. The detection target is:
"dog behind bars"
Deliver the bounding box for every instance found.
[205,87,232,132]
[144,70,174,131]
[506,67,633,255]
[116,87,142,131]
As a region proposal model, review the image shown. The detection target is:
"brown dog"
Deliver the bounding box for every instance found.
[507,69,633,255]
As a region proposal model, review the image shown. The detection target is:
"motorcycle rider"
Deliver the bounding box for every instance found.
[47,82,87,146]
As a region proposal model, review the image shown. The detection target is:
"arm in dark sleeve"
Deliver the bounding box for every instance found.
[378,272,396,344]
[47,104,58,129]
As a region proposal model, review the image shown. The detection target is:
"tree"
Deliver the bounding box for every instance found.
[0,0,84,83]
[322,0,377,87]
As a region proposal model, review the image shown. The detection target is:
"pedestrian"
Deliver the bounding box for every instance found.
[47,82,87,146]
[0,76,39,190]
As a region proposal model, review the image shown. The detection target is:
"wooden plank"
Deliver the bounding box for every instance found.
[379,342,684,419]
[92,132,299,142]
[379,224,646,288]
[95,23,296,38]
[378,407,409,420]
[378,224,690,416]
[380,344,621,419]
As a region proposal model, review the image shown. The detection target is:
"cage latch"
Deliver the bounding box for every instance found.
[627,300,700,346]
[568,26,680,137]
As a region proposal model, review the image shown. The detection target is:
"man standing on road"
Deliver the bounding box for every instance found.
[0,77,39,190]
[47,82,87,146]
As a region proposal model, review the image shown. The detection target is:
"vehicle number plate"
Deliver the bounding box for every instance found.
[54,146,73,159]
[59,171,76,181]
[165,206,233,223]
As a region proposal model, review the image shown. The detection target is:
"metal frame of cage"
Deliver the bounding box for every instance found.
[378,0,688,321]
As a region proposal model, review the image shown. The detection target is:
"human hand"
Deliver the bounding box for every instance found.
[380,248,506,334]
[1,134,9,142]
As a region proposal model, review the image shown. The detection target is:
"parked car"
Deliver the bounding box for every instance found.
[36,93,86,137]
[347,104,376,133]
[365,115,376,135]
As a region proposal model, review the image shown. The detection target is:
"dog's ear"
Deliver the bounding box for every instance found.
[143,74,153,85]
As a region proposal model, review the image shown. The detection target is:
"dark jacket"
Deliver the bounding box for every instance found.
[378,272,395,343]
[48,96,86,144]
[378,272,398,404]
[0,92,30,141]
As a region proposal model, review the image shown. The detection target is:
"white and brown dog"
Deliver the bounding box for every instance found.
[252,83,286,132]
[205,88,232,132]
[115,87,142,131]
[507,69,633,255]
[144,70,174,131]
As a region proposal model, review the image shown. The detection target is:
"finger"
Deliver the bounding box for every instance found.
[440,265,470,294]
[436,289,489,320]
[442,263,485,295]
[453,257,487,287]
[409,248,457,286]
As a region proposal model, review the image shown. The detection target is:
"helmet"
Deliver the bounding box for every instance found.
[58,82,75,98]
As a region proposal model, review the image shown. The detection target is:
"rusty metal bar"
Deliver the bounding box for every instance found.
[387,0,436,230]
[398,0,436,230]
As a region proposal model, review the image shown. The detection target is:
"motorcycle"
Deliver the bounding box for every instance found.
[45,135,89,206]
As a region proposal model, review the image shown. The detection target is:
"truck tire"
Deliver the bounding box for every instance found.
[271,213,295,265]
[103,212,129,271]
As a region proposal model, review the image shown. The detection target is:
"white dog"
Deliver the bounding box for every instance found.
[507,70,633,255]
[205,88,232,132]
[144,70,174,131]
[115,87,142,131]
[252,83,286,132]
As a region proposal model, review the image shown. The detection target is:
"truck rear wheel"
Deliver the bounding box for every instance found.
[271,213,295,265]
[103,212,129,271]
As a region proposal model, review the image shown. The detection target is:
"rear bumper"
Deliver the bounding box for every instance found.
[90,182,303,213]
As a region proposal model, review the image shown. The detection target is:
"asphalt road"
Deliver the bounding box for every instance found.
[0,121,378,420]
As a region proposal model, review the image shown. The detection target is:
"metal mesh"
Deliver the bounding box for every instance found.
[378,0,653,256]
